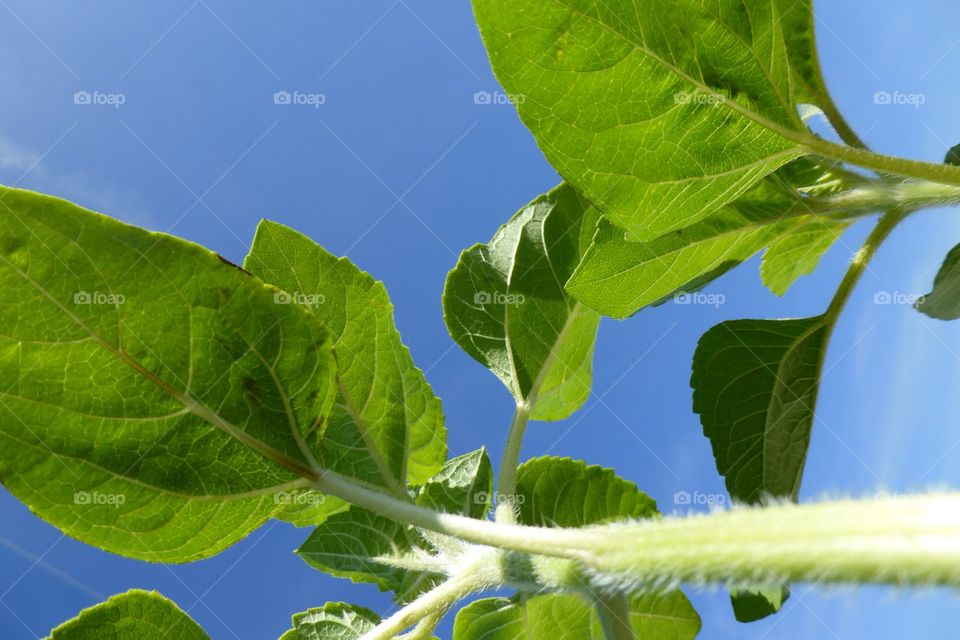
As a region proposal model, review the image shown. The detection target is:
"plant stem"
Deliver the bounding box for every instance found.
[802,136,960,187]
[495,404,531,523]
[310,467,589,558]
[825,207,909,319]
[358,572,488,640]
[809,180,960,221]
[579,493,960,589]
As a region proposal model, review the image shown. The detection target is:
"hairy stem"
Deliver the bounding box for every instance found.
[809,181,960,221]
[495,404,530,524]
[580,493,960,590]
[358,572,486,640]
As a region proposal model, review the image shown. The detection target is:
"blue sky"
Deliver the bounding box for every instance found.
[1,1,960,638]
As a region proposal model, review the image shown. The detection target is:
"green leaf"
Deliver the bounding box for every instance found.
[691,317,829,622]
[454,593,700,640]
[691,317,829,503]
[297,449,492,602]
[946,143,960,167]
[416,447,494,519]
[45,590,208,640]
[476,456,700,639]
[516,456,657,526]
[567,182,807,318]
[244,219,447,497]
[282,602,380,640]
[761,218,850,296]
[730,585,790,623]
[0,187,337,562]
[474,0,817,240]
[443,184,601,420]
[566,157,854,317]
[917,243,960,320]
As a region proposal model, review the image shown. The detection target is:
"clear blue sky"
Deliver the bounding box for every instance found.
[1,2,959,638]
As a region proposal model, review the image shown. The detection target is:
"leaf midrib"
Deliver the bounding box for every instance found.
[0,253,319,483]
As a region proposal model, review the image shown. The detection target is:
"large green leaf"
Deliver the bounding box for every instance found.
[454,593,700,640]
[691,317,829,503]
[45,590,208,640]
[244,219,446,498]
[691,317,831,622]
[917,243,960,320]
[460,457,700,639]
[443,184,600,420]
[474,0,818,240]
[0,186,337,562]
[281,602,380,640]
[297,449,492,603]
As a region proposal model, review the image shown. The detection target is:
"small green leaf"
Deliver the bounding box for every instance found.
[297,449,492,603]
[516,456,657,526]
[917,243,960,320]
[245,219,447,497]
[0,187,337,562]
[946,144,960,167]
[443,184,600,420]
[282,602,380,640]
[45,590,208,640]
[417,448,494,519]
[454,593,700,640]
[692,317,829,503]
[731,585,790,623]
[761,218,850,296]
[474,0,815,240]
